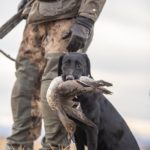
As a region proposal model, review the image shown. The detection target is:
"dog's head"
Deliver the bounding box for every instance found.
[58,52,92,80]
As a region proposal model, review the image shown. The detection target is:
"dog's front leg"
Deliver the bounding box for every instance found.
[85,126,98,150]
[74,126,86,150]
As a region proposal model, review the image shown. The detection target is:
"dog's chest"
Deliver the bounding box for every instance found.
[77,93,100,120]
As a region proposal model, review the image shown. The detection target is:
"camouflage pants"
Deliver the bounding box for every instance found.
[6,19,92,150]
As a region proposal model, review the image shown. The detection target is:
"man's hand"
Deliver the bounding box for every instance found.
[63,16,94,52]
[18,0,28,11]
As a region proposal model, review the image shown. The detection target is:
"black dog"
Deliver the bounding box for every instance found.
[58,52,140,150]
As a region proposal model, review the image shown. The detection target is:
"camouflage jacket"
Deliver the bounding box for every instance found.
[27,0,106,24]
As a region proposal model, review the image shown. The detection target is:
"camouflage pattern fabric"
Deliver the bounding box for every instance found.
[6,18,92,150]
[27,0,106,24]
[6,18,92,149]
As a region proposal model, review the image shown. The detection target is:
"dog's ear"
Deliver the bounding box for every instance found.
[57,54,64,76]
[82,54,93,78]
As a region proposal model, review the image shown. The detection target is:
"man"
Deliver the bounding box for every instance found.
[5,0,106,149]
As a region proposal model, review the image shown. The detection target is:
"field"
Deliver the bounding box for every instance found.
[1,138,150,150]
[0,138,76,150]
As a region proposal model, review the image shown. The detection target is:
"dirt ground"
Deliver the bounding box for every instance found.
[0,138,76,150]
[0,138,40,150]
[1,138,149,150]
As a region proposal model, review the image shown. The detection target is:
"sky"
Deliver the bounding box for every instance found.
[0,0,150,148]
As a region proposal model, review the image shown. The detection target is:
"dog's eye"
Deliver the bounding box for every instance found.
[64,59,71,65]
[76,63,81,69]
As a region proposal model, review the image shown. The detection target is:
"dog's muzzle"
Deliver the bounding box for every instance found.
[66,75,75,80]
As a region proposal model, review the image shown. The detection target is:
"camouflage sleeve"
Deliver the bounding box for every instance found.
[78,0,106,22]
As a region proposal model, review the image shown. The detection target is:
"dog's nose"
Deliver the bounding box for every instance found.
[66,75,75,80]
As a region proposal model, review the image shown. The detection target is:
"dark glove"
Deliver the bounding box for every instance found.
[18,0,28,11]
[63,16,94,52]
